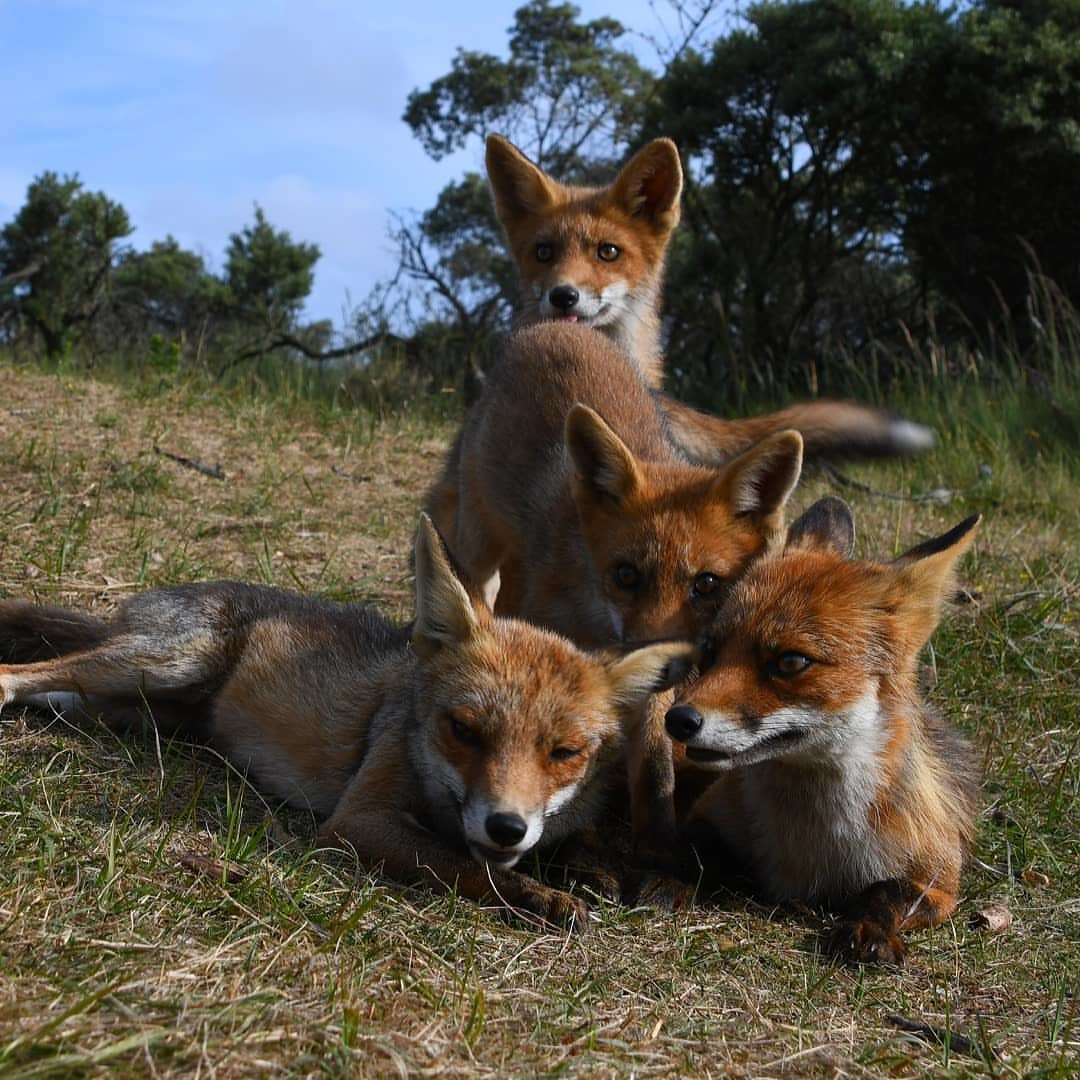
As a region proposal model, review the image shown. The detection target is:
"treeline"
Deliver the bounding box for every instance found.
[2,0,1078,408]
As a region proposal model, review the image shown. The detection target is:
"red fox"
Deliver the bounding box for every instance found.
[662,496,981,963]
[486,133,935,464]
[428,321,804,855]
[0,515,696,929]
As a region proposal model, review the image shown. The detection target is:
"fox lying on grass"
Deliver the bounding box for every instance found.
[662,497,981,964]
[485,132,935,464]
[428,320,804,854]
[0,515,696,930]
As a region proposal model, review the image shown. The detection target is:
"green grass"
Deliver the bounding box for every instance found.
[0,354,1076,1076]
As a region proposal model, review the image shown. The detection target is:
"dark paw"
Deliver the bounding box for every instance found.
[831,919,906,966]
[624,870,697,912]
[511,883,591,932]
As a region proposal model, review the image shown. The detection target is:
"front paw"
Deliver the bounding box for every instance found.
[830,918,906,966]
[624,870,697,912]
[509,880,591,932]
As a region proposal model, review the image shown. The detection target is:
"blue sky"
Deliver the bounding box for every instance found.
[0,0,723,326]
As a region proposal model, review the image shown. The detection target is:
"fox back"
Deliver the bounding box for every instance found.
[442,322,804,648]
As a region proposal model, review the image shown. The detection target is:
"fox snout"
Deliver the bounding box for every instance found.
[665,703,704,742]
[462,799,544,867]
[548,284,579,315]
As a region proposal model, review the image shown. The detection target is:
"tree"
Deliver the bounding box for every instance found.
[224,205,320,328]
[0,172,132,357]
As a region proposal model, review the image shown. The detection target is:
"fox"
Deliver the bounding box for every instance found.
[427,320,804,856]
[485,132,936,464]
[660,496,982,964]
[0,515,696,930]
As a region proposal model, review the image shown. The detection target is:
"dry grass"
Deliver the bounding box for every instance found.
[0,362,1076,1077]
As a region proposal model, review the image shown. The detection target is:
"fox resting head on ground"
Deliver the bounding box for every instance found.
[662,496,982,964]
[0,515,697,930]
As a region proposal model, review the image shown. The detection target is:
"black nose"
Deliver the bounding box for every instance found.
[485,812,528,847]
[666,704,704,742]
[548,285,579,311]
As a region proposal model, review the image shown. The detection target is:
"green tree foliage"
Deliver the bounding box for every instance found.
[0,172,132,357]
[404,0,653,172]
[225,205,320,328]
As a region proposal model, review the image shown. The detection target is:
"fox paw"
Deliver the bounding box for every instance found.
[624,871,696,912]
[830,919,906,966]
[511,883,591,932]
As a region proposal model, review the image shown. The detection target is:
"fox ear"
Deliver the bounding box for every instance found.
[604,640,697,710]
[716,430,803,534]
[412,514,483,658]
[566,404,645,506]
[609,138,683,233]
[785,496,856,557]
[883,514,982,653]
[486,133,558,223]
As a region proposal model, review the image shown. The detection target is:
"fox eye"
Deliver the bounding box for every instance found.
[549,745,582,762]
[597,242,620,262]
[535,242,554,263]
[692,572,723,599]
[613,562,641,590]
[448,714,483,747]
[769,652,813,678]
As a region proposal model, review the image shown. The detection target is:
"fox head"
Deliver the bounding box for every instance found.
[485,133,682,336]
[665,497,981,769]
[566,407,804,644]
[409,514,696,869]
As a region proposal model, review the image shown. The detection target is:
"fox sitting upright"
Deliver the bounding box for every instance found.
[486,133,935,464]
[663,497,982,964]
[0,515,695,929]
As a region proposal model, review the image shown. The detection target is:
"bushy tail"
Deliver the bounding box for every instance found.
[0,600,111,664]
[657,395,935,467]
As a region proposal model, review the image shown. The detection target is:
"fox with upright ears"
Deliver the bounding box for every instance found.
[427,320,804,854]
[0,515,696,929]
[663,497,982,964]
[486,133,935,464]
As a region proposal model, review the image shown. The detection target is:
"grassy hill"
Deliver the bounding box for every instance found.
[0,360,1075,1076]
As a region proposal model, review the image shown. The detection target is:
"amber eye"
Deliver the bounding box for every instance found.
[613,562,641,590]
[449,715,483,746]
[550,745,582,762]
[769,652,813,678]
[597,242,620,262]
[535,242,554,263]
[692,572,722,599]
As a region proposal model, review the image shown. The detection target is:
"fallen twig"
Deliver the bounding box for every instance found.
[887,1014,997,1060]
[155,446,226,481]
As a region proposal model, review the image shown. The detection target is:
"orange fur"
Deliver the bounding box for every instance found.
[427,321,803,854]
[487,133,936,464]
[663,498,981,963]
[0,516,695,930]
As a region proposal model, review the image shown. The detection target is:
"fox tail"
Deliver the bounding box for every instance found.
[657,396,935,467]
[0,600,111,664]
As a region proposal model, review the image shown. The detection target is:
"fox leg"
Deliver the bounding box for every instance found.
[320,739,590,931]
[626,691,680,863]
[831,875,960,966]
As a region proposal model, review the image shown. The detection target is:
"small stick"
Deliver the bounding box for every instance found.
[155,446,226,481]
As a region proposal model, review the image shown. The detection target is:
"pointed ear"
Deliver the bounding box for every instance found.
[883,514,982,653]
[485,133,559,224]
[716,430,803,532]
[412,513,483,658]
[604,640,698,711]
[608,138,683,233]
[566,404,645,506]
[785,496,856,557]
